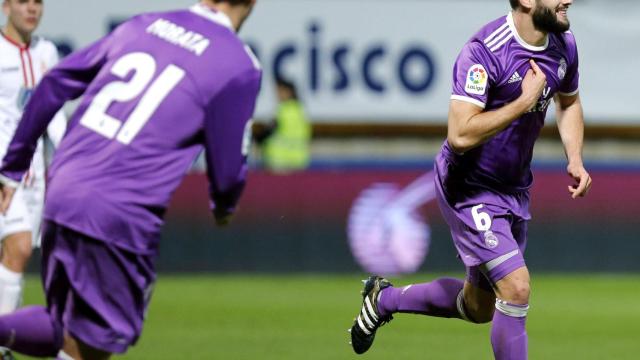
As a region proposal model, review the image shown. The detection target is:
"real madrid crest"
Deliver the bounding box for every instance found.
[558,58,567,80]
[484,230,499,249]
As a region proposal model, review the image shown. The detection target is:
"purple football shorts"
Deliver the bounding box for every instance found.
[434,154,529,290]
[40,220,155,353]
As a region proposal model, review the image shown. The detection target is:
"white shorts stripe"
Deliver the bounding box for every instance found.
[485,249,520,271]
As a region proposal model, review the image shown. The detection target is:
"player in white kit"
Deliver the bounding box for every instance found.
[0,0,66,315]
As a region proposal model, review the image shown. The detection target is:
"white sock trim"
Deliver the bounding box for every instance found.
[0,264,22,283]
[57,350,77,360]
[495,299,529,318]
[456,290,472,322]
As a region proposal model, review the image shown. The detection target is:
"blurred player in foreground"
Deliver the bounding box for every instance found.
[350,1,591,359]
[0,0,66,317]
[0,0,261,359]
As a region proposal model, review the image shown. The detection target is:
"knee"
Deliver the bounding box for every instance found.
[12,239,33,262]
[2,235,33,269]
[498,279,530,305]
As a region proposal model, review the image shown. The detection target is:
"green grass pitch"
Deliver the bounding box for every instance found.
[21,274,640,359]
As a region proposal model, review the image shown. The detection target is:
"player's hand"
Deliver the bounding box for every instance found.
[0,184,16,215]
[567,162,592,199]
[519,60,547,111]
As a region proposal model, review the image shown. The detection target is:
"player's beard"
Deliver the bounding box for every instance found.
[532,1,570,34]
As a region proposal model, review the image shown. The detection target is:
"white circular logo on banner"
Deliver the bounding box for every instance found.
[347,177,433,276]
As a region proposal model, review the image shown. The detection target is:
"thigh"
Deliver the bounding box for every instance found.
[21,180,45,247]
[41,221,156,355]
[0,185,32,241]
[437,193,523,268]
[480,218,528,285]
[436,192,527,288]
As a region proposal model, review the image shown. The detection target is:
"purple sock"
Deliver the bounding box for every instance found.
[0,305,63,357]
[491,300,529,360]
[377,277,464,318]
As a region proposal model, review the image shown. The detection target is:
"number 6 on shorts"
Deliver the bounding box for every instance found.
[471,204,492,231]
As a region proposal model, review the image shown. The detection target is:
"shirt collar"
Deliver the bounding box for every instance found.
[0,29,31,50]
[190,3,235,32]
[507,11,549,52]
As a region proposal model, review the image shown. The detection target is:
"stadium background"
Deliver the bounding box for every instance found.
[2,0,639,358]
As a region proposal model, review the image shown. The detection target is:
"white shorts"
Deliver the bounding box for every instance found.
[0,180,44,247]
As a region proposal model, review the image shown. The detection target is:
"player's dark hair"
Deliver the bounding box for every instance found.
[510,0,520,9]
[276,77,299,100]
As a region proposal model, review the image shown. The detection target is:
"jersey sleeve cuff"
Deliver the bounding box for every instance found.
[0,173,20,188]
[557,88,579,97]
[451,95,486,109]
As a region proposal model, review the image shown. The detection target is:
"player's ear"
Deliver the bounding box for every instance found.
[519,0,535,11]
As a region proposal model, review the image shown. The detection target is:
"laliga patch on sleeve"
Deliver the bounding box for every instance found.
[465,64,488,95]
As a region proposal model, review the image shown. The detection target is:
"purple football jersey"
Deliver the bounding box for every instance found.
[0,4,262,254]
[441,12,579,192]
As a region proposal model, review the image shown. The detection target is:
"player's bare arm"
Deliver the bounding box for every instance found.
[448,60,547,153]
[555,92,591,198]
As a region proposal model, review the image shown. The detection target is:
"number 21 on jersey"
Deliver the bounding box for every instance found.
[80,52,185,145]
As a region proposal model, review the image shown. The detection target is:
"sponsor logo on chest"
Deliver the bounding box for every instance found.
[507,71,522,84]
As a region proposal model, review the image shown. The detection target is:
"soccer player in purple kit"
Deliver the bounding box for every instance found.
[350,1,592,359]
[0,0,261,359]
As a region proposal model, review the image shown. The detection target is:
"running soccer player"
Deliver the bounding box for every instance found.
[0,0,261,359]
[0,0,66,316]
[349,1,591,359]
